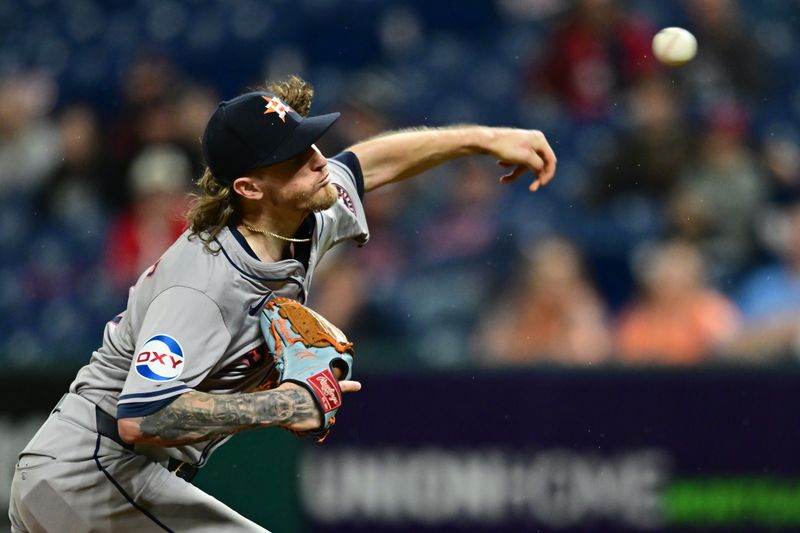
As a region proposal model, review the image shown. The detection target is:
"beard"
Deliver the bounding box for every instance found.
[307,183,339,212]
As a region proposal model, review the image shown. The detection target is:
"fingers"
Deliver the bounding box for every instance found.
[498,155,543,190]
[525,131,556,189]
[499,163,540,190]
[537,136,557,186]
[499,163,526,183]
[339,380,362,394]
[526,152,546,191]
[333,367,360,393]
[495,130,557,192]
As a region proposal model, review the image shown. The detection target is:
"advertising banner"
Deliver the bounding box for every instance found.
[299,369,800,532]
[2,369,799,532]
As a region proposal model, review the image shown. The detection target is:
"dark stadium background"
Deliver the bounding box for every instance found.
[2,0,799,531]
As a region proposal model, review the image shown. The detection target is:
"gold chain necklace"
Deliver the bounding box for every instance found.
[241,223,311,243]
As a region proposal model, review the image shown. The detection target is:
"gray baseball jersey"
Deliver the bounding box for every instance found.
[10,153,367,532]
[71,152,367,467]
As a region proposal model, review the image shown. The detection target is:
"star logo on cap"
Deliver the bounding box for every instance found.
[262,96,293,123]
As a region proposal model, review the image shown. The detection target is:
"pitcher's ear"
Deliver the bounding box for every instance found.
[232,176,263,200]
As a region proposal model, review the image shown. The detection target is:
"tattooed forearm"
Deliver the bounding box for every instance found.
[131,388,319,446]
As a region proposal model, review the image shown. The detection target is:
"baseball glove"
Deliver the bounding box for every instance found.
[260,297,354,442]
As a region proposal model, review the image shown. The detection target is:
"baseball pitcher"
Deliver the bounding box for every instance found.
[9,76,556,532]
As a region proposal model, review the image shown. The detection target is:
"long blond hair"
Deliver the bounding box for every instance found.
[186,76,314,252]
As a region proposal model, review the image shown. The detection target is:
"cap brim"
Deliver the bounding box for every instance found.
[255,112,340,168]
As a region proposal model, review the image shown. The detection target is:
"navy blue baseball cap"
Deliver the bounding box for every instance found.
[201,91,340,184]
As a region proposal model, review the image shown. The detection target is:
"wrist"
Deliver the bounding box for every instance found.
[259,385,320,430]
[463,126,496,156]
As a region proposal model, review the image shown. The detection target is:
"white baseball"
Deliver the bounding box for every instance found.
[652,27,697,66]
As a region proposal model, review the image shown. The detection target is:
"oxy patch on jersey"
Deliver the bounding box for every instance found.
[135,334,185,382]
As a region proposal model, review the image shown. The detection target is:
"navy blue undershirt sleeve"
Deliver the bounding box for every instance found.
[116,394,182,419]
[331,151,365,200]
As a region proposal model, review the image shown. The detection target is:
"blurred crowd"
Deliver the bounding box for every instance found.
[2,0,800,370]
